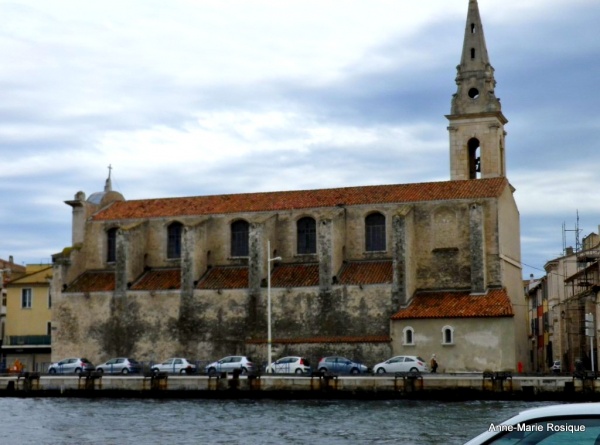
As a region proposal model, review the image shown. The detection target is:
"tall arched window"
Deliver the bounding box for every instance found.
[231,220,249,257]
[167,222,183,259]
[107,227,118,263]
[365,212,386,252]
[403,326,414,346]
[442,325,455,345]
[297,217,316,254]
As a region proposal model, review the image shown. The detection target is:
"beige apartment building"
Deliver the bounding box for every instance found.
[4,264,53,372]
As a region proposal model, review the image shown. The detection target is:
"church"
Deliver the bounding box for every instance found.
[51,0,527,372]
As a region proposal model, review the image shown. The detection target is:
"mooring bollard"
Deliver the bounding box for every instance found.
[394,371,423,393]
[18,371,40,391]
[78,370,103,390]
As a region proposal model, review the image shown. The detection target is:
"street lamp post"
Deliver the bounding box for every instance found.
[267,240,281,373]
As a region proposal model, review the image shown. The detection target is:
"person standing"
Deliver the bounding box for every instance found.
[430,354,438,373]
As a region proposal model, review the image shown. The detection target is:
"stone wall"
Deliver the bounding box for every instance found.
[52,283,393,366]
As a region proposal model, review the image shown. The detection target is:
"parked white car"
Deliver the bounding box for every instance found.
[372,355,428,374]
[464,403,600,444]
[151,358,196,374]
[265,356,311,374]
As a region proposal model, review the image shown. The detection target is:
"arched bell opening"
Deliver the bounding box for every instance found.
[468,138,481,179]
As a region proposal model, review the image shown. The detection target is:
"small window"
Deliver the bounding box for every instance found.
[297,217,316,254]
[442,325,454,345]
[48,289,52,309]
[47,321,51,336]
[167,222,183,259]
[365,212,386,252]
[107,227,118,262]
[231,220,249,257]
[21,288,32,309]
[470,48,475,59]
[403,326,415,345]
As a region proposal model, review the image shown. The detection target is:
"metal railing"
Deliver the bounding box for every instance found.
[5,335,51,346]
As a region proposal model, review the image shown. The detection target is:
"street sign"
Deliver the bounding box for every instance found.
[586,312,595,337]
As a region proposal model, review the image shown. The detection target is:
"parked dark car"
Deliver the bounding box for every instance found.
[317,356,368,374]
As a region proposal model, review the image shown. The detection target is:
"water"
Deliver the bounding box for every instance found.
[0,398,555,444]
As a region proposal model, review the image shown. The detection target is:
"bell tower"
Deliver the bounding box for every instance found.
[447,0,507,180]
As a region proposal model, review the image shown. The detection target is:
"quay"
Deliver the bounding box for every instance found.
[2,371,600,400]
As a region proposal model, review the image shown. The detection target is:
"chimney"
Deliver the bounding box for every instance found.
[9,255,13,264]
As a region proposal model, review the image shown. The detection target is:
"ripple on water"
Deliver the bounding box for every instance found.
[0,398,555,444]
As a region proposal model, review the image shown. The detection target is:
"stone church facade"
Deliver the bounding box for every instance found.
[51,0,527,372]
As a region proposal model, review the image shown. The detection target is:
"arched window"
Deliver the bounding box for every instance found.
[167,222,183,259]
[297,217,316,254]
[403,326,414,346]
[231,220,249,257]
[107,227,118,263]
[442,325,455,345]
[365,212,386,252]
[468,138,481,179]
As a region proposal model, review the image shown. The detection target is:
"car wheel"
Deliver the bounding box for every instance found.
[410,367,418,372]
[96,368,104,374]
[241,367,248,375]
[179,368,187,374]
[207,367,217,376]
[350,368,359,374]
[74,367,82,374]
[376,368,386,374]
[121,368,129,375]
[151,368,159,374]
[295,368,303,375]
[318,367,327,373]
[49,368,57,374]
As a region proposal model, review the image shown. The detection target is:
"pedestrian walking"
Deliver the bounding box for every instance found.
[430,354,438,373]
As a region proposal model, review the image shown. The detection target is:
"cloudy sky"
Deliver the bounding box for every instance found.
[1,0,599,280]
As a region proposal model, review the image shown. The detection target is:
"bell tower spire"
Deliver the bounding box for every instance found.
[447,0,508,180]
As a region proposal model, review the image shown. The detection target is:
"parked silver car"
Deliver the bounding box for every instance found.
[48,357,95,374]
[205,356,255,376]
[95,357,141,374]
[373,355,429,374]
[151,358,196,374]
[265,356,311,374]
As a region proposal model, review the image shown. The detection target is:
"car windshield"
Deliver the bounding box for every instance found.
[488,417,600,444]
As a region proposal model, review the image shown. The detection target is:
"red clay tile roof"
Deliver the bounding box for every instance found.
[196,266,249,289]
[64,271,115,293]
[130,268,181,291]
[270,263,319,287]
[246,335,391,344]
[391,288,514,319]
[338,261,393,285]
[92,178,508,221]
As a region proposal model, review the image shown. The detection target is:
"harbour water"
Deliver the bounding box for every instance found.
[0,398,557,444]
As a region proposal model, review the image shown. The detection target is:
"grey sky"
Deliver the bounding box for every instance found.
[1,0,599,279]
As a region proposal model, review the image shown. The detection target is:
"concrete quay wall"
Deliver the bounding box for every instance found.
[0,373,596,400]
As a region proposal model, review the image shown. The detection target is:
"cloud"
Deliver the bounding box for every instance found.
[0,0,600,282]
